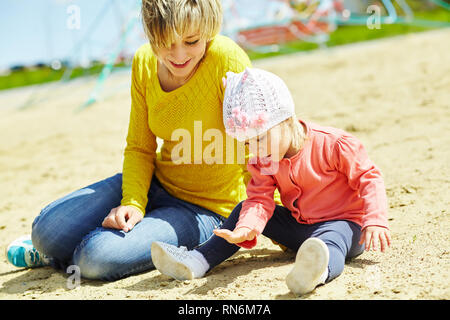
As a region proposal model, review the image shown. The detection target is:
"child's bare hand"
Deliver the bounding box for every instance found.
[102,205,143,232]
[213,227,258,244]
[359,226,391,252]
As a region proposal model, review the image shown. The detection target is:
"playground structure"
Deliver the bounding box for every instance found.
[9,0,450,111]
[222,0,450,51]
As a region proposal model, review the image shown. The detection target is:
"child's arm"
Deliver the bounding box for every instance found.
[215,159,277,249]
[333,134,391,251]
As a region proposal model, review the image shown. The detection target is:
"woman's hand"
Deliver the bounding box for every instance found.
[102,205,144,233]
[359,226,391,252]
[213,227,258,244]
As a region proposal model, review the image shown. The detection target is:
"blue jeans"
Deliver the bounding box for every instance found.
[31,174,225,281]
[197,201,365,282]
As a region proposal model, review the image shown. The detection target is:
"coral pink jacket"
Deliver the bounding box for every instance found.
[236,121,389,249]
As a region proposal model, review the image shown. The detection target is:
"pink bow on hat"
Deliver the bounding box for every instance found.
[250,112,268,129]
[227,108,267,134]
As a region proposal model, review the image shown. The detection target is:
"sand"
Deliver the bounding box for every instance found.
[0,28,449,300]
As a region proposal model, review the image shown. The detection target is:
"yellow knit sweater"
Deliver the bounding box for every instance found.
[121,35,255,218]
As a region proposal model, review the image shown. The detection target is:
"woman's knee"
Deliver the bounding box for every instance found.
[72,228,116,280]
[31,202,73,262]
[31,174,123,262]
[72,228,153,281]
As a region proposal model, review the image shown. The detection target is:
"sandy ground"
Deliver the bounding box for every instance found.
[0,28,449,300]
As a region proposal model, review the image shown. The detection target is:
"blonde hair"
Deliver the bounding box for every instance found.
[141,0,223,51]
[281,114,307,150]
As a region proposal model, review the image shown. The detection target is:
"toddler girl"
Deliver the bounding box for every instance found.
[151,67,391,295]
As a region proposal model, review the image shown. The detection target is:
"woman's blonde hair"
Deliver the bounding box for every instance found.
[141,0,223,51]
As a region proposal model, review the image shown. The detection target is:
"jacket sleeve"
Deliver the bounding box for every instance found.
[332,134,389,230]
[235,159,278,248]
[217,37,253,190]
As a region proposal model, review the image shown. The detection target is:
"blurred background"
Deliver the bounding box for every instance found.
[0,0,449,108]
[0,1,449,300]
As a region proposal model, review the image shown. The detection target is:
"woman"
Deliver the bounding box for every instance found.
[6,0,255,281]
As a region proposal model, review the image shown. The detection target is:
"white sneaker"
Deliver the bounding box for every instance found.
[286,237,329,295]
[151,241,209,280]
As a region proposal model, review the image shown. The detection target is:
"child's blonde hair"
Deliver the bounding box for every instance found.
[281,114,307,150]
[141,0,223,52]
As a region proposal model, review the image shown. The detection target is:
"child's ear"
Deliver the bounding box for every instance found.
[222,77,227,88]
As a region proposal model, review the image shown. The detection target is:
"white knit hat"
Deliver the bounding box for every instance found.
[223,67,295,142]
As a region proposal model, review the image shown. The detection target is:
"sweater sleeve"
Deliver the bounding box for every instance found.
[235,159,278,248]
[332,135,389,230]
[120,51,157,216]
[213,36,282,203]
[216,37,253,189]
